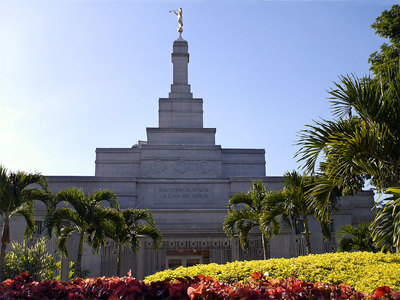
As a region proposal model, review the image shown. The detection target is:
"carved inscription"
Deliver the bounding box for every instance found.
[155,184,212,203]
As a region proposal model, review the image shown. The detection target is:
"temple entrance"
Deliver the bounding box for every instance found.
[166,255,203,269]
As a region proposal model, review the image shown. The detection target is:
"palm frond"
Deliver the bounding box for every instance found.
[137,224,162,250]
[260,215,280,238]
[12,203,35,238]
[55,188,87,217]
[99,208,124,226]
[227,193,252,211]
[123,208,155,226]
[21,189,52,210]
[47,208,82,236]
[89,189,119,210]
[0,166,11,213]
[307,179,336,223]
[106,208,162,254]
[236,220,257,251]
[295,119,351,174]
[329,74,380,121]
[325,121,396,190]
[57,226,79,257]
[16,171,49,192]
[337,223,376,252]
[373,188,400,252]
[223,209,257,237]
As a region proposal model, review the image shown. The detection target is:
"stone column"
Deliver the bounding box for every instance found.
[169,37,192,99]
[60,258,69,281]
[172,41,189,84]
[231,238,240,261]
[135,241,145,280]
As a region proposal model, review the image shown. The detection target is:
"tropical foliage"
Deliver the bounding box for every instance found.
[46,187,122,278]
[373,187,400,252]
[369,5,400,82]
[277,171,337,254]
[107,208,162,277]
[145,251,400,294]
[4,238,60,281]
[295,70,400,192]
[336,222,377,252]
[0,165,49,280]
[296,5,400,190]
[296,70,400,251]
[231,173,338,255]
[296,5,400,252]
[223,181,281,259]
[0,164,163,280]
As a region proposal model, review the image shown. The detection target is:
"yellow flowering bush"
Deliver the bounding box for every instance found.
[144,252,400,293]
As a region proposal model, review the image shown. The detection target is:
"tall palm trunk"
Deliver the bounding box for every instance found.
[261,233,268,260]
[303,216,312,255]
[75,234,84,278]
[117,244,122,277]
[0,219,10,280]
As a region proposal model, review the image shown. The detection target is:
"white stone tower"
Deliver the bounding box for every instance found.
[147,36,216,145]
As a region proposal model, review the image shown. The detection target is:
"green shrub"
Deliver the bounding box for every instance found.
[144,252,400,293]
[5,238,60,281]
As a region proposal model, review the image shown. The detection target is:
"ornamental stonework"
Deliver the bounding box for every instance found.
[152,160,166,173]
[197,160,211,173]
[175,160,188,173]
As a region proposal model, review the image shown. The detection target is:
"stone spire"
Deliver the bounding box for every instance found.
[157,37,204,130]
[146,37,216,145]
[169,36,192,99]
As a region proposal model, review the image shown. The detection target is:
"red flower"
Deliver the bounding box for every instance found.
[373,286,392,298]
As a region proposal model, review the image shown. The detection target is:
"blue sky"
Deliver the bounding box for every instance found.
[0,0,397,177]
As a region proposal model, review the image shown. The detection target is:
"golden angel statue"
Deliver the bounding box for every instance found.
[169,8,183,34]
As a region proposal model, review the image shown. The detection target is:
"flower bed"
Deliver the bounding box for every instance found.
[0,271,399,299]
[145,252,400,294]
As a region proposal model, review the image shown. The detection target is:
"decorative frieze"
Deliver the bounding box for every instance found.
[149,160,214,176]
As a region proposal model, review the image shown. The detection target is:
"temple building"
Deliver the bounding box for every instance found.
[12,33,375,279]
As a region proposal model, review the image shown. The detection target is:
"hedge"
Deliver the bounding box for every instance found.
[144,252,400,294]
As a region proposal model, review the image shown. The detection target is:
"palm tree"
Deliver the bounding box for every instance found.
[46,187,122,278]
[280,171,316,254]
[296,70,400,193]
[372,187,400,252]
[0,165,49,280]
[305,175,343,238]
[336,222,377,252]
[223,181,281,260]
[107,208,162,277]
[296,68,400,251]
[270,171,337,255]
